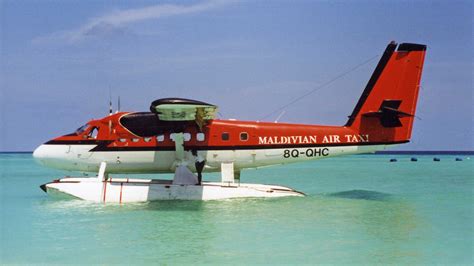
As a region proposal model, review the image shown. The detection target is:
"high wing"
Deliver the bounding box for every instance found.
[150,98,218,122]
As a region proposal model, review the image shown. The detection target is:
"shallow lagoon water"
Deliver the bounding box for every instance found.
[0,154,472,264]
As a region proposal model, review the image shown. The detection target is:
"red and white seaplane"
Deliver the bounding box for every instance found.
[34,41,426,202]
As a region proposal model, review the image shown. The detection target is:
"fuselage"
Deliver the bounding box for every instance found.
[33,111,397,174]
[33,41,427,175]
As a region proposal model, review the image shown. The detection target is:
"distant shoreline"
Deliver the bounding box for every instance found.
[374,151,473,155]
[0,151,34,154]
[1,150,473,155]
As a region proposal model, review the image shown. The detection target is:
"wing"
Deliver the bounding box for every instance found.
[150,98,218,121]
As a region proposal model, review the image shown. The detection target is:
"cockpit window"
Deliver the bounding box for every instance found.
[75,124,89,135]
[88,127,99,139]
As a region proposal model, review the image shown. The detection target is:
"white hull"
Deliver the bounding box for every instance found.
[34,144,389,173]
[41,177,304,202]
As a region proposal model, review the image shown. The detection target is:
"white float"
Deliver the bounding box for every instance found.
[40,162,304,202]
[40,178,304,202]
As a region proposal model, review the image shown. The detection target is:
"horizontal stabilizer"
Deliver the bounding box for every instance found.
[362,100,414,127]
[363,108,413,118]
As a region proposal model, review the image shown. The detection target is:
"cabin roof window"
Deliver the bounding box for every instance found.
[221,132,229,141]
[197,133,205,141]
[119,112,161,137]
[240,132,248,141]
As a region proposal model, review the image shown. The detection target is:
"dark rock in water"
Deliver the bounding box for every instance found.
[455,158,463,161]
[328,190,392,201]
[411,157,418,162]
[433,157,441,161]
[390,158,397,162]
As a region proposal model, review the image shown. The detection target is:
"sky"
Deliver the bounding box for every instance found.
[0,0,472,151]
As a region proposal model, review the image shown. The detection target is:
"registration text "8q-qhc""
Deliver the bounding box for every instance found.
[283,148,329,158]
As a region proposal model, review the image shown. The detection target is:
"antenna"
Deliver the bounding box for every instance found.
[274,110,286,123]
[109,88,113,115]
[117,96,121,113]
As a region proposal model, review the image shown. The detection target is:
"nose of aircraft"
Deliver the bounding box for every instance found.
[32,143,81,171]
[33,144,70,169]
[33,144,47,165]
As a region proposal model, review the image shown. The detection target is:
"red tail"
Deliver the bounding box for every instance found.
[345,41,426,143]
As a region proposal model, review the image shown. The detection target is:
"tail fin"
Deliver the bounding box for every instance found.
[345,41,426,143]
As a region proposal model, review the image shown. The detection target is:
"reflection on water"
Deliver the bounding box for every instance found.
[327,189,393,201]
[0,190,449,264]
[312,190,423,264]
[30,189,420,264]
[145,200,205,212]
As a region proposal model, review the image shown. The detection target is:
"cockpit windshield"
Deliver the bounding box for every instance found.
[75,124,89,135]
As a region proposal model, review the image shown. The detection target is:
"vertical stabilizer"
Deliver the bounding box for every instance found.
[345,41,426,143]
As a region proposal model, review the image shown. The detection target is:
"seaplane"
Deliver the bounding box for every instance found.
[34,41,426,202]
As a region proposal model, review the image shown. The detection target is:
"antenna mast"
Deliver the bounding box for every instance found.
[117,96,121,113]
[109,88,113,115]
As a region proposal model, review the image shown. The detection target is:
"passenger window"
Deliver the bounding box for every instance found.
[119,138,127,143]
[131,138,139,143]
[88,127,99,139]
[196,133,205,141]
[170,133,189,142]
[156,135,165,142]
[221,132,229,141]
[144,137,152,142]
[240,132,248,141]
[184,133,191,141]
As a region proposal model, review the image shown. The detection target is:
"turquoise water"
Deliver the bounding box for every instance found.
[0,154,472,265]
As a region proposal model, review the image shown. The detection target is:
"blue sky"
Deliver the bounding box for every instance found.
[0,0,472,151]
